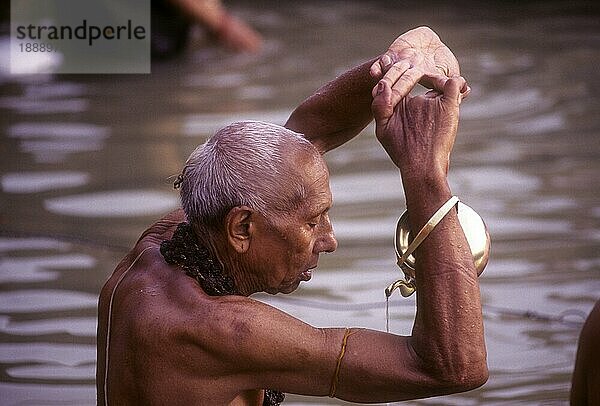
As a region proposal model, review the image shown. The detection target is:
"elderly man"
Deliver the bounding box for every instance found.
[97,27,488,405]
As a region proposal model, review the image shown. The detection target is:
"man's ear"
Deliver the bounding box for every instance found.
[225,206,254,253]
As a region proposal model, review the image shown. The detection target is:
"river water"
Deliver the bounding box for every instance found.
[1,1,599,405]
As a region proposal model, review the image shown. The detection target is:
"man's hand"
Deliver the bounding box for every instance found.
[285,27,466,154]
[370,26,462,95]
[372,69,468,180]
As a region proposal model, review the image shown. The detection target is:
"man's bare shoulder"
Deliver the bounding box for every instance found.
[111,255,304,367]
[108,245,275,336]
[136,209,186,249]
[104,209,183,279]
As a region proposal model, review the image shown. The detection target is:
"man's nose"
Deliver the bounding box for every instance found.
[315,217,337,253]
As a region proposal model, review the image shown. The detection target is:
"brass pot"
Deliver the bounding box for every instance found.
[386,202,491,297]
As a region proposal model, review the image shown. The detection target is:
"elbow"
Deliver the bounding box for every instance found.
[430,360,488,396]
[474,363,489,389]
[442,359,489,394]
[452,362,489,392]
[408,339,489,395]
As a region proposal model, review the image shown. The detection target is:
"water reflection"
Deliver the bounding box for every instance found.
[0,382,94,406]
[2,171,89,193]
[0,316,96,336]
[0,238,71,252]
[0,254,96,283]
[183,109,290,135]
[7,364,95,380]
[330,171,403,204]
[8,122,109,163]
[44,190,179,217]
[0,290,97,313]
[0,343,95,368]
[460,89,545,120]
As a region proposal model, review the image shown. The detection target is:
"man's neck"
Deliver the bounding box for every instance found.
[198,226,262,297]
[160,222,237,296]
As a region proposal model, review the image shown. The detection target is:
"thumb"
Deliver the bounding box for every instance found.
[441,76,467,106]
[371,81,394,127]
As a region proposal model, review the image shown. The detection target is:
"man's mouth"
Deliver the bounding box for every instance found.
[300,265,316,281]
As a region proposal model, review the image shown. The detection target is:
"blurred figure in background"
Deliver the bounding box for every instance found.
[570,299,600,405]
[152,0,262,59]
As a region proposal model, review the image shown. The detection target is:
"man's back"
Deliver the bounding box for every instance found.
[96,210,267,405]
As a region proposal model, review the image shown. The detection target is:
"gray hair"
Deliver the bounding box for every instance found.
[179,120,318,231]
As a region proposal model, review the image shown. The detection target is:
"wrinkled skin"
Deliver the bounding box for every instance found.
[372,73,468,177]
[370,26,461,91]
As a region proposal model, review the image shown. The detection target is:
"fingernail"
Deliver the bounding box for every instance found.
[377,82,385,94]
[381,54,392,67]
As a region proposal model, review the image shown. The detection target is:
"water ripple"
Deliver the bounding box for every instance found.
[183,110,291,136]
[44,190,179,218]
[2,171,89,194]
[0,290,97,313]
[0,254,96,283]
[7,364,95,380]
[0,316,96,337]
[0,343,95,367]
[0,238,71,252]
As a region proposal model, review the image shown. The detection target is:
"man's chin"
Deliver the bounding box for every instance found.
[269,281,301,295]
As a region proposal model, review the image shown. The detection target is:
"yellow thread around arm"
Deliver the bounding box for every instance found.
[329,328,357,398]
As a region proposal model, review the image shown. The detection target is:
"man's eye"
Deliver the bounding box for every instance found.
[308,223,317,229]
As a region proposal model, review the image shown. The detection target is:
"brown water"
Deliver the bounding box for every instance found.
[1,1,599,405]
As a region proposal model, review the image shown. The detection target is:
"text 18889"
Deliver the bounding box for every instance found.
[18,43,57,52]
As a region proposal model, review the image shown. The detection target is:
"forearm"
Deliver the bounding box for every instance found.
[285,58,379,154]
[403,174,487,387]
[170,0,224,31]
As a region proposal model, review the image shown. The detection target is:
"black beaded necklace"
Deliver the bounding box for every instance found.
[160,222,237,296]
[160,222,285,406]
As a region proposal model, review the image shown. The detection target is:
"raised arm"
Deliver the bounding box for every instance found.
[284,59,379,154]
[285,26,462,154]
[366,70,488,398]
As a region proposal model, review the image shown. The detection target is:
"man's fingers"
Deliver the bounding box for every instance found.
[441,76,467,105]
[419,74,471,101]
[388,65,423,105]
[461,83,471,100]
[420,73,448,93]
[372,61,411,97]
[381,61,411,88]
[371,80,393,124]
[370,63,382,78]
[369,53,394,79]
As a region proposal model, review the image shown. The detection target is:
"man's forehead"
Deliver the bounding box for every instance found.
[301,150,329,176]
[304,173,332,209]
[301,157,330,189]
[290,148,332,205]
